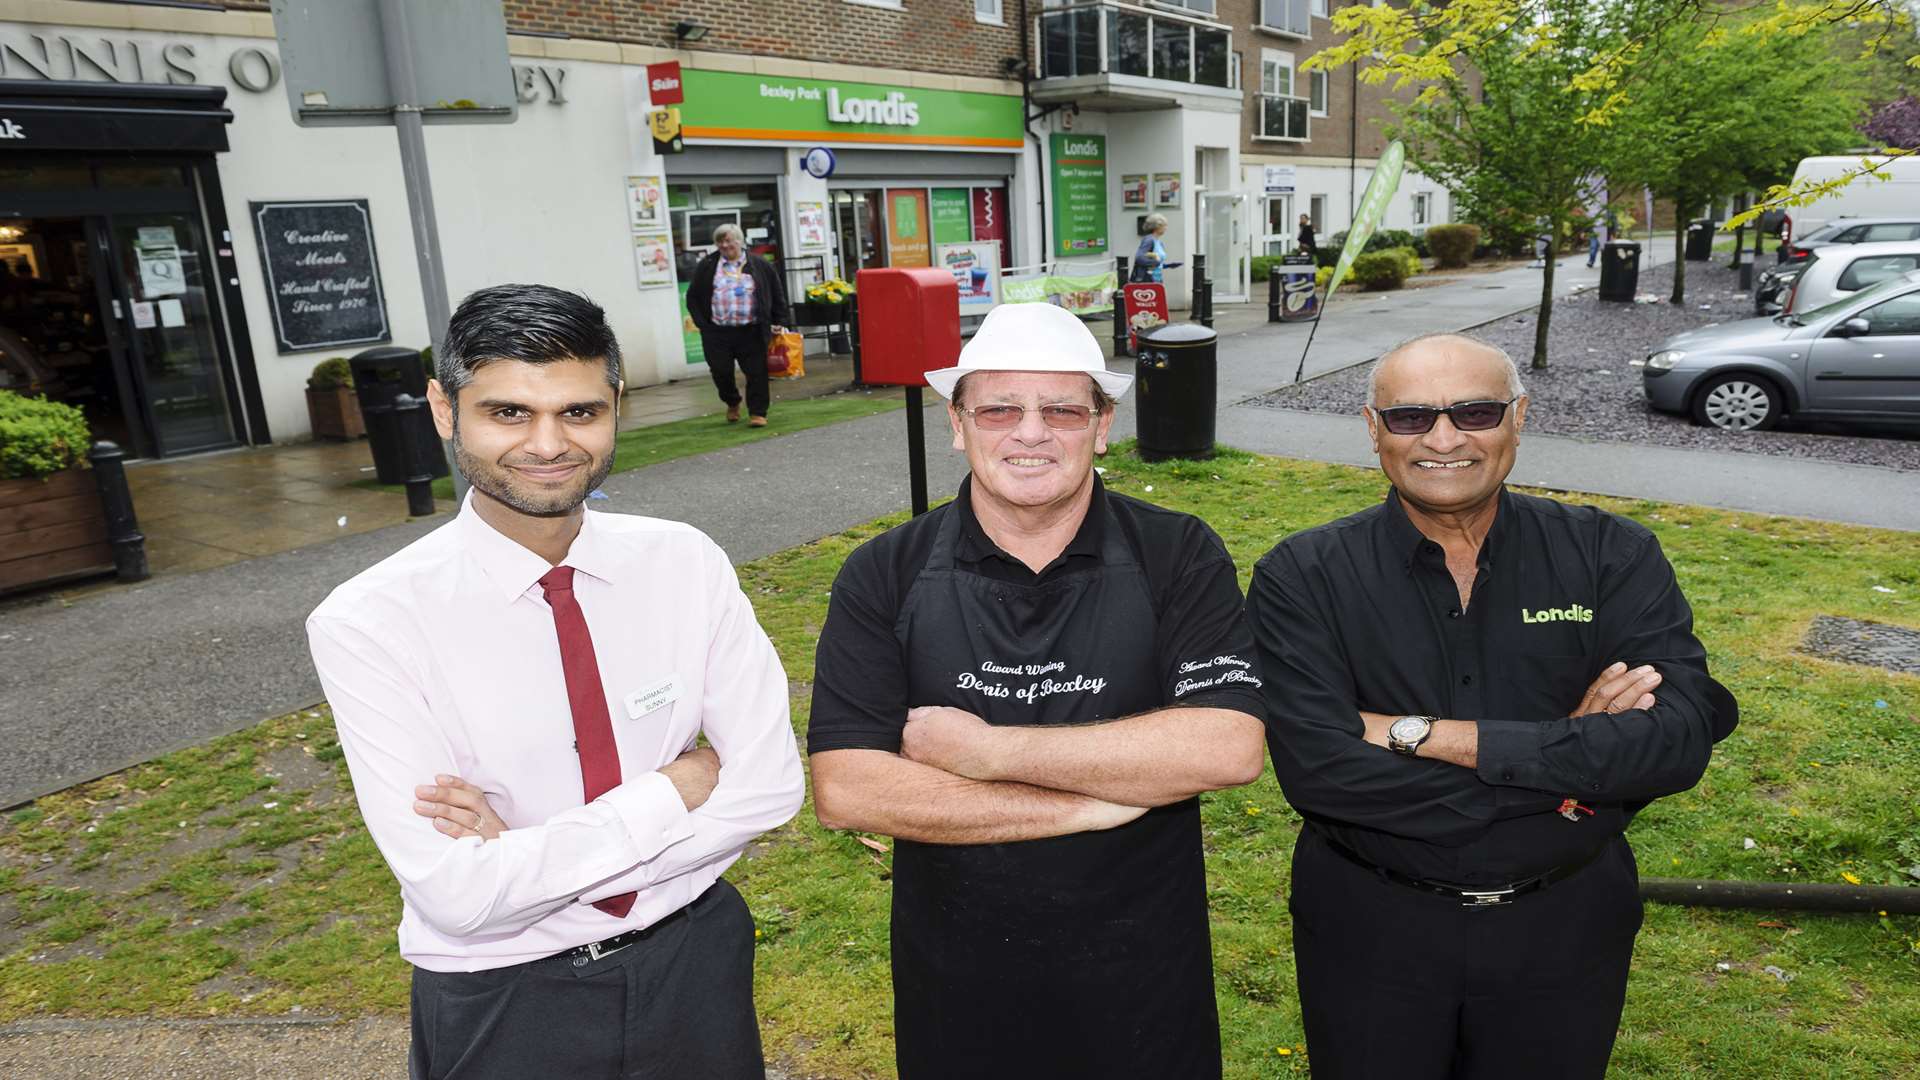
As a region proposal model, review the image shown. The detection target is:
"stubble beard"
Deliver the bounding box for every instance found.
[451,414,615,518]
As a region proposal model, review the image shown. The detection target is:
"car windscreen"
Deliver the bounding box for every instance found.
[1838,254,1920,291]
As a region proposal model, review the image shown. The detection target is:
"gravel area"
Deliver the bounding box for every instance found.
[1253,260,1920,472]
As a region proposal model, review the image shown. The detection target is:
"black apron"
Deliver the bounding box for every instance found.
[888,505,1220,1080]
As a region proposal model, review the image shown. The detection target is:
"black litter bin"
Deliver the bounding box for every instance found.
[1685,219,1715,262]
[1598,240,1641,302]
[351,346,448,485]
[1135,323,1217,462]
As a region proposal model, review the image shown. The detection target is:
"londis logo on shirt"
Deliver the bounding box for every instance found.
[1521,603,1594,624]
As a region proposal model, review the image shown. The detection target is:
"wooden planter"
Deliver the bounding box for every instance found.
[307,385,365,440]
[0,467,112,594]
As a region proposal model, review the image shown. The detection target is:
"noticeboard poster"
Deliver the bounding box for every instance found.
[937,242,1001,316]
[249,199,391,353]
[1153,172,1181,208]
[1050,133,1108,258]
[627,174,668,231]
[1121,174,1149,210]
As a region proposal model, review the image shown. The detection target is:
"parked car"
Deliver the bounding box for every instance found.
[1774,216,1920,266]
[1752,261,1805,315]
[1635,269,1920,431]
[1783,241,1920,315]
[1781,154,1920,241]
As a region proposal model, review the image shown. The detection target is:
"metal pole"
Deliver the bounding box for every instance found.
[904,385,929,517]
[88,440,148,583]
[1113,255,1130,357]
[378,0,467,503]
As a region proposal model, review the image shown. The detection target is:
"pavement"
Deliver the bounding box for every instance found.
[4,244,1915,809]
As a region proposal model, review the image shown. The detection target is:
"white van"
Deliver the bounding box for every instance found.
[1783,154,1920,242]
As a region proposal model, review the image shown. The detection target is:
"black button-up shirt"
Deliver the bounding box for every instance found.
[1247,487,1737,884]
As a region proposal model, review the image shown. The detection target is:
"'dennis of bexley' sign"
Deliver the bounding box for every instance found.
[249,200,391,354]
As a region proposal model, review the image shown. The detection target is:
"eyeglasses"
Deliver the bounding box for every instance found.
[1372,397,1517,436]
[963,403,1095,431]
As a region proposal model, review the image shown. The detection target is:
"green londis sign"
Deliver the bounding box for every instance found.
[1051,133,1108,259]
[931,188,973,244]
[676,70,1023,147]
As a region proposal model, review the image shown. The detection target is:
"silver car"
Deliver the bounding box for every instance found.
[1782,240,1920,314]
[1637,269,1920,431]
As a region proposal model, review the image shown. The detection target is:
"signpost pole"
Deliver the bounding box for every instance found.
[904,386,929,517]
[376,0,466,501]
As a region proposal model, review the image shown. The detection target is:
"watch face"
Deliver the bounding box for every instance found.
[1389,717,1426,743]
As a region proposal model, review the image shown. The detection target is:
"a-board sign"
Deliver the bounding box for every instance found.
[250,199,391,353]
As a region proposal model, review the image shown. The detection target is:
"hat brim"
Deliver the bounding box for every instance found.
[924,365,1134,401]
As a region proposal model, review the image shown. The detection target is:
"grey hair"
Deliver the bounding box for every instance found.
[712,222,745,246]
[1142,213,1169,233]
[1367,332,1526,408]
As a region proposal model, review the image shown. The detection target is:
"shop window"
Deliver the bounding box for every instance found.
[0,163,92,191]
[669,183,783,280]
[96,165,189,190]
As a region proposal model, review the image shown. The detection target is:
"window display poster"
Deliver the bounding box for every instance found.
[931,188,973,245]
[1050,133,1108,258]
[1153,172,1181,208]
[633,233,674,287]
[134,225,186,298]
[678,281,705,365]
[795,201,830,250]
[888,188,932,267]
[1121,174,1149,209]
[627,175,668,231]
[937,242,1001,315]
[971,187,1007,271]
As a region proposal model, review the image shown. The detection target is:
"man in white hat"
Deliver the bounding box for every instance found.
[807,302,1267,1079]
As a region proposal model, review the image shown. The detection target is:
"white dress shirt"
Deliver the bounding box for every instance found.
[306,497,804,972]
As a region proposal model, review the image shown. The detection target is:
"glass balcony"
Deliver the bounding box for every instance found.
[1037,1,1235,91]
[1258,94,1310,141]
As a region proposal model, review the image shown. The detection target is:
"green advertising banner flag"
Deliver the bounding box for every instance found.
[1050,134,1108,259]
[931,188,973,245]
[1325,140,1406,304]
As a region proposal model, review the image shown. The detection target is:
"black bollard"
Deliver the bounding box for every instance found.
[1192,252,1213,329]
[1114,255,1131,357]
[1267,263,1283,322]
[392,394,439,518]
[88,440,149,582]
[848,294,865,387]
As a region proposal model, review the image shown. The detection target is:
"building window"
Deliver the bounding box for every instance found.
[1156,0,1218,16]
[1312,0,1328,14]
[1262,194,1294,255]
[1259,49,1309,140]
[1261,50,1294,96]
[1259,0,1311,37]
[1310,194,1326,233]
[1413,192,1432,226]
[1308,69,1327,115]
[975,0,1002,21]
[844,0,905,9]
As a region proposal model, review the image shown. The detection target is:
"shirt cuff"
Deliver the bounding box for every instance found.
[597,771,695,862]
[1475,719,1545,789]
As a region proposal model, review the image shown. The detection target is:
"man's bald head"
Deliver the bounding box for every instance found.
[1368,333,1526,409]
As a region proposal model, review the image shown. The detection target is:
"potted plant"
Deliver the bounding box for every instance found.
[306,356,365,440]
[0,390,112,593]
[794,278,855,326]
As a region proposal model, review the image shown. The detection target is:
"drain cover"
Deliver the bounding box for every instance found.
[1801,615,1920,676]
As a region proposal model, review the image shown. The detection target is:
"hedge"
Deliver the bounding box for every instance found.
[1351,251,1410,291]
[1380,246,1423,278]
[0,389,92,480]
[1427,223,1481,268]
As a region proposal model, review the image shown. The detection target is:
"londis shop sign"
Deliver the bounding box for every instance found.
[676,70,1023,148]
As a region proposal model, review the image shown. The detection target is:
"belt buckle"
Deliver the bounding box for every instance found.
[586,938,630,962]
[1459,887,1515,908]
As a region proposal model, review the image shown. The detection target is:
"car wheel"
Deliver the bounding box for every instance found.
[1691,374,1783,432]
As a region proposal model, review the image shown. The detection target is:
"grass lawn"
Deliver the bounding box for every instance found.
[3,446,1917,1078]
[351,387,904,502]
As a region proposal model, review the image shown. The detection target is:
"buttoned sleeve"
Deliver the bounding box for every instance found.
[1248,548,1562,844]
[308,610,694,939]
[1475,530,1737,802]
[578,539,804,902]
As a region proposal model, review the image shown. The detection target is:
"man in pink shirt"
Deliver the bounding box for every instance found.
[308,284,803,1078]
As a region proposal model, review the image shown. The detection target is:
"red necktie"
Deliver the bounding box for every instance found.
[539,565,636,918]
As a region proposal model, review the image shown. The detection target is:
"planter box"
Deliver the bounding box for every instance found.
[791,300,849,327]
[307,385,366,440]
[0,467,111,594]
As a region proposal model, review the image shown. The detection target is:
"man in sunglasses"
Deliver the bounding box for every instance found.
[808,302,1267,1079]
[1248,332,1737,1079]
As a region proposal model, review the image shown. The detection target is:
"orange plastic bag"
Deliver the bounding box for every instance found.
[767,331,805,379]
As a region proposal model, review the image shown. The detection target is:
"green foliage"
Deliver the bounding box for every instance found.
[1380,245,1423,277]
[1374,228,1428,257]
[1351,250,1410,290]
[1426,223,1481,267]
[306,357,353,390]
[0,389,91,480]
[1314,265,1333,291]
[419,346,436,384]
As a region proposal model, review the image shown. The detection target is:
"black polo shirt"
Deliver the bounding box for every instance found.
[1247,487,1737,884]
[808,474,1266,754]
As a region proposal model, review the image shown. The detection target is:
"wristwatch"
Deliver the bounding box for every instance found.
[1387,715,1435,756]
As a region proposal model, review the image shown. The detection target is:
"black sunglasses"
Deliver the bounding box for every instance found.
[1372,397,1517,436]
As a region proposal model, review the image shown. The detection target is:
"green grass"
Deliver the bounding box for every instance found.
[353,388,905,502]
[3,446,1916,1078]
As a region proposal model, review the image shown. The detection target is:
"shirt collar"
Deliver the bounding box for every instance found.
[954,473,1107,567]
[456,492,623,602]
[1381,486,1510,573]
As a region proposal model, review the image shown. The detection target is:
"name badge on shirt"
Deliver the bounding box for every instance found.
[625,675,682,720]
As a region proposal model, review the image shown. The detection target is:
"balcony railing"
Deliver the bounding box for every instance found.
[1257,93,1310,141]
[1036,1,1236,90]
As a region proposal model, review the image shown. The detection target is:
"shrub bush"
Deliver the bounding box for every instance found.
[0,389,92,480]
[1375,229,1424,256]
[1426,223,1481,268]
[308,356,353,390]
[1351,251,1409,291]
[1250,254,1283,282]
[1380,246,1423,278]
[1314,265,1333,291]
[1313,245,1343,268]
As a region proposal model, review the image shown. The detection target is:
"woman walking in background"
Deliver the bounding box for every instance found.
[685,223,790,427]
[1131,214,1173,283]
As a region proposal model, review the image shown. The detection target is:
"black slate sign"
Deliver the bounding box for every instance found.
[250,199,391,353]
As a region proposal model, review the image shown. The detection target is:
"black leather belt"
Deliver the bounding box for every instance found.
[1317,829,1608,908]
[557,902,691,966]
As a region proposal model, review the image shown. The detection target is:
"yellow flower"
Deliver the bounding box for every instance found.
[1275,1047,1292,1056]
[1841,871,1862,885]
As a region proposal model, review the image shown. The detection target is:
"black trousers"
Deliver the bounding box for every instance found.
[408,880,765,1080]
[701,324,770,418]
[1289,826,1642,1080]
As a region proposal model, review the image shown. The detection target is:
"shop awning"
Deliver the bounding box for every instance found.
[0,80,234,154]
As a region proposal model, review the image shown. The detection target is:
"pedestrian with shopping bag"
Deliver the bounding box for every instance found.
[685,223,791,427]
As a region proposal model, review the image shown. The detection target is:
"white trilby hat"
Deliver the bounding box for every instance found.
[924,302,1134,400]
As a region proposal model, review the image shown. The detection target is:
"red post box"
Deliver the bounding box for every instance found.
[855,267,961,386]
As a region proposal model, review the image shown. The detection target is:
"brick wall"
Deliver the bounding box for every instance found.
[1238,0,1396,162]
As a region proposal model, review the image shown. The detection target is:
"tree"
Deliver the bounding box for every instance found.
[1864,95,1920,148]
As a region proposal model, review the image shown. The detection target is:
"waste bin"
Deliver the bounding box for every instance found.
[1598,240,1641,302]
[1685,219,1715,262]
[1135,323,1217,462]
[1277,253,1318,322]
[351,346,448,485]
